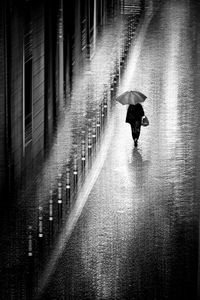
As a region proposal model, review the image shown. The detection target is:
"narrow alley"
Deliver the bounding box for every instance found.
[0,1,200,300]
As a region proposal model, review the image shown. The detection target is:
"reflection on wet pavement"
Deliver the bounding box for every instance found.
[40,1,200,299]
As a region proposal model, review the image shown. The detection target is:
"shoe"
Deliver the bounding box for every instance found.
[134,139,138,147]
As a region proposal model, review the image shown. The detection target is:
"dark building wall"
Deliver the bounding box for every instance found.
[9,2,24,183]
[0,0,47,190]
[64,0,76,84]
[55,0,64,111]
[0,0,122,194]
[0,1,6,190]
[31,2,45,164]
[44,0,58,150]
[74,0,82,74]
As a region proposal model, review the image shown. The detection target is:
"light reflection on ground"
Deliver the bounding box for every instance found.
[40,1,200,299]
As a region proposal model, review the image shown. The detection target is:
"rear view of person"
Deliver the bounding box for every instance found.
[126,103,144,147]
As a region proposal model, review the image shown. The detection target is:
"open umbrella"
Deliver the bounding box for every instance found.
[116,90,147,105]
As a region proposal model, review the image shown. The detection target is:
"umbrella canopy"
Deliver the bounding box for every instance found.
[116,90,147,105]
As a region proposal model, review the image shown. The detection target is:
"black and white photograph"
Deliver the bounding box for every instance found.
[0,0,199,299]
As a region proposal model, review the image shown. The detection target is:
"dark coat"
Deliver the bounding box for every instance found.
[125,103,144,125]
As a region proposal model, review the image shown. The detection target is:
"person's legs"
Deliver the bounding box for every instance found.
[131,121,141,146]
[131,124,137,140]
[135,121,141,140]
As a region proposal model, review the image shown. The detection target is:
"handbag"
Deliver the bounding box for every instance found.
[141,115,149,127]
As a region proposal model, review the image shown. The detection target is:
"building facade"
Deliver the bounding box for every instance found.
[0,0,122,198]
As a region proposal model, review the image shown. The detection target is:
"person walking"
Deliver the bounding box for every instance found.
[126,103,145,147]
